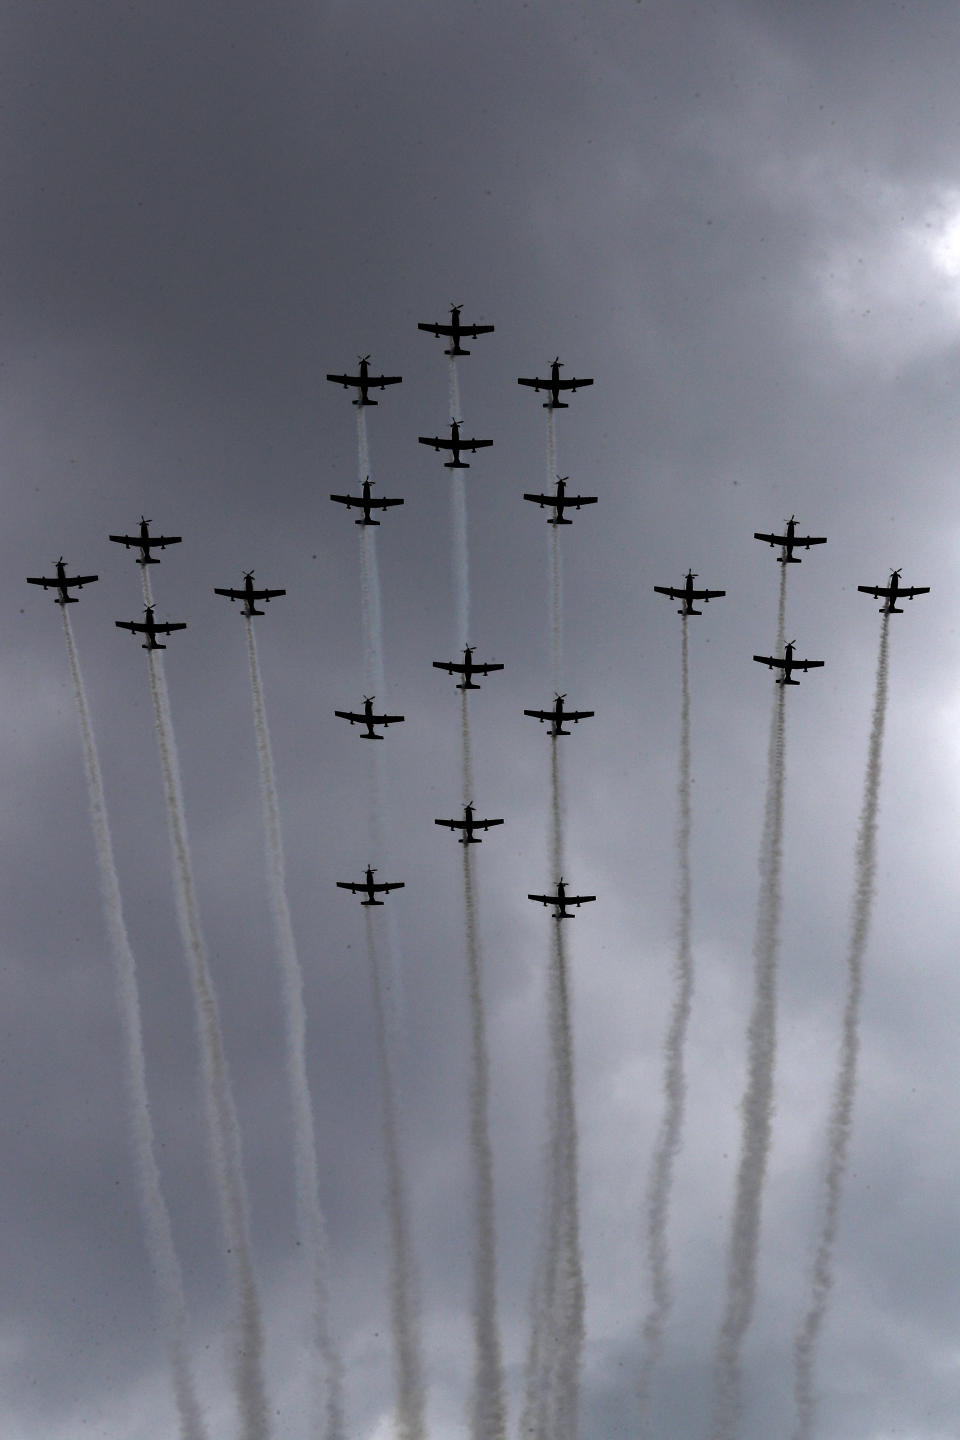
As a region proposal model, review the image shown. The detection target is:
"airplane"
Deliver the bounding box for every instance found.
[330,476,404,526]
[109,516,182,565]
[336,866,404,906]
[434,803,504,844]
[528,877,596,920]
[752,640,824,685]
[326,355,402,407]
[433,646,504,690]
[115,605,187,650]
[654,570,727,616]
[418,419,493,469]
[753,515,827,563]
[857,569,931,614]
[517,357,594,409]
[214,571,286,617]
[334,696,405,739]
[417,304,495,356]
[26,557,98,604]
[523,475,597,524]
[523,694,595,736]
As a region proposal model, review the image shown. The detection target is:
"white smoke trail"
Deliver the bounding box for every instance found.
[245,618,345,1440]
[791,614,891,1440]
[62,609,208,1440]
[448,354,461,423]
[359,525,387,700]
[145,645,271,1440]
[550,526,564,697]
[452,475,471,653]
[458,691,507,1440]
[365,909,427,1440]
[546,408,557,492]
[711,565,788,1440]
[522,737,584,1440]
[637,613,694,1432]
[357,406,370,487]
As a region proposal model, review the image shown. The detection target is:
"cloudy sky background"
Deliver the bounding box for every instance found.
[6,1,960,1437]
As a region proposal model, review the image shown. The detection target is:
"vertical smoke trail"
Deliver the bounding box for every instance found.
[522,737,584,1440]
[452,476,471,652]
[62,610,208,1440]
[546,408,557,492]
[360,526,387,700]
[711,564,788,1440]
[637,613,694,1433]
[550,526,564,697]
[458,690,507,1440]
[365,909,427,1440]
[357,406,370,487]
[791,615,891,1440]
[145,645,271,1440]
[448,354,461,423]
[245,618,345,1440]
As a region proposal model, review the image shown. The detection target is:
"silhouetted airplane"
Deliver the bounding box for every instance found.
[334,697,405,739]
[518,357,594,409]
[27,558,98,604]
[523,475,597,524]
[330,476,404,526]
[754,515,827,563]
[214,572,286,617]
[326,356,402,406]
[753,641,824,685]
[524,694,594,736]
[109,517,182,565]
[528,878,596,920]
[434,803,504,844]
[433,646,504,690]
[418,419,493,469]
[336,866,404,906]
[857,569,930,614]
[418,304,495,356]
[115,606,187,650]
[654,570,727,616]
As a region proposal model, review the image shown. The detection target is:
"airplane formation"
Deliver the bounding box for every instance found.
[30,307,932,918]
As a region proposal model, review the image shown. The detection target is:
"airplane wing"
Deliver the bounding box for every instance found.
[434,818,461,830]
[753,531,780,546]
[459,324,495,338]
[517,377,545,389]
[523,492,555,506]
[257,588,286,601]
[797,659,824,670]
[528,893,554,905]
[369,374,402,389]
[334,710,363,724]
[151,622,187,635]
[653,585,683,599]
[367,496,403,510]
[152,535,181,548]
[69,574,99,587]
[565,709,595,722]
[477,818,504,830]
[464,438,493,451]
[214,587,245,601]
[115,620,142,633]
[108,533,139,547]
[26,576,56,588]
[555,377,594,391]
[372,880,404,893]
[417,322,447,337]
[796,535,827,547]
[433,660,463,674]
[857,585,886,599]
[370,712,404,725]
[419,435,452,450]
[567,494,597,507]
[336,881,363,893]
[471,661,504,675]
[753,654,785,668]
[566,894,596,906]
[896,585,930,598]
[691,587,726,601]
[524,707,551,721]
[327,372,354,387]
[330,493,360,507]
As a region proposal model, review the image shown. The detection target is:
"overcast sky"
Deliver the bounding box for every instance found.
[6,2,960,1438]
